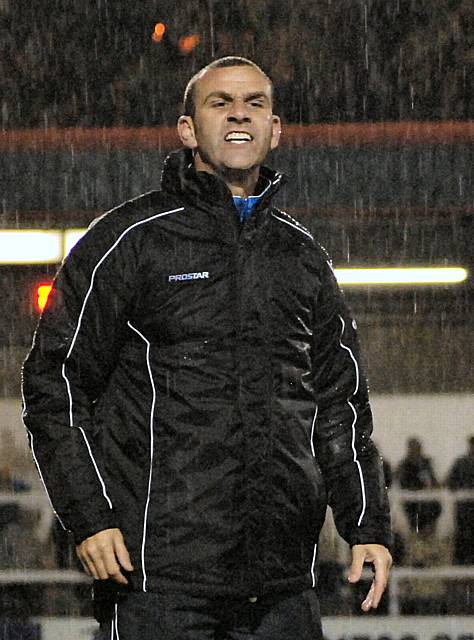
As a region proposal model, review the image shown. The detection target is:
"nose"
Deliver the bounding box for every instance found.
[227,101,251,123]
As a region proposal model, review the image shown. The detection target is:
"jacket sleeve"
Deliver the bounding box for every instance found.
[312,257,392,549]
[21,216,137,544]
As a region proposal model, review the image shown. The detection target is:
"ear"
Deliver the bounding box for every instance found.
[177,115,198,149]
[270,115,282,151]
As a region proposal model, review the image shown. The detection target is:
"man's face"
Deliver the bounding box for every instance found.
[178,65,281,175]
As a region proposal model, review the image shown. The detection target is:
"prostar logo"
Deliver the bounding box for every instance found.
[168,271,210,283]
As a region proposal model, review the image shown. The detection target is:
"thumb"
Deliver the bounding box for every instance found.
[348,546,365,583]
[113,532,134,572]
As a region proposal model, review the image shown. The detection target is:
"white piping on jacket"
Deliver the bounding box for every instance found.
[310,542,318,587]
[271,212,314,241]
[21,371,67,530]
[310,404,317,458]
[114,602,120,639]
[254,174,282,200]
[25,429,68,530]
[60,207,184,512]
[338,315,367,527]
[127,321,156,593]
[78,427,113,509]
[258,177,272,199]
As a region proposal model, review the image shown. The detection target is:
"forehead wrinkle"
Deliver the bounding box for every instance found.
[195,68,272,106]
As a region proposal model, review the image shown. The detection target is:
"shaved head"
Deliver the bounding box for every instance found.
[183,56,273,118]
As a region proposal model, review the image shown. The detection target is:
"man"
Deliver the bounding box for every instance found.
[447,435,474,564]
[22,57,392,639]
[397,436,440,531]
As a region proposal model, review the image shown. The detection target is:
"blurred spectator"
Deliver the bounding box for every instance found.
[1,460,80,572]
[447,435,474,489]
[0,476,77,619]
[446,435,474,565]
[399,508,452,615]
[0,503,46,570]
[0,463,54,572]
[0,464,30,493]
[397,437,440,531]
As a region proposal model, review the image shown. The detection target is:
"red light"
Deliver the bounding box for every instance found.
[152,22,166,43]
[178,34,200,54]
[37,283,53,312]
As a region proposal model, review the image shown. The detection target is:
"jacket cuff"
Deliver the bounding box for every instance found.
[70,511,119,545]
[348,530,393,552]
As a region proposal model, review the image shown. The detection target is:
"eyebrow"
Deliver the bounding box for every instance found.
[203,91,270,104]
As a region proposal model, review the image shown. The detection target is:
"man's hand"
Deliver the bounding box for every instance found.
[76,528,134,585]
[348,543,392,612]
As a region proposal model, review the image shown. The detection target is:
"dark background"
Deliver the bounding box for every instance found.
[1,0,472,128]
[0,0,473,397]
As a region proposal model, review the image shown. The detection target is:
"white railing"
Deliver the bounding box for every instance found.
[388,487,474,537]
[1,488,473,617]
[386,565,474,616]
[0,566,472,617]
[0,569,89,584]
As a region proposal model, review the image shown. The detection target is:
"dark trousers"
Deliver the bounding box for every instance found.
[98,589,323,640]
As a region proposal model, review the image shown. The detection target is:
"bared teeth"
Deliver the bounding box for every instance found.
[225,132,252,142]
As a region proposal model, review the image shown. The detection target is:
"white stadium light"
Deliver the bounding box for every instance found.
[0,229,470,288]
[63,228,87,256]
[335,267,468,286]
[0,230,63,264]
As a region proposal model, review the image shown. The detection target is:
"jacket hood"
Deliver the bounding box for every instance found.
[160,148,286,212]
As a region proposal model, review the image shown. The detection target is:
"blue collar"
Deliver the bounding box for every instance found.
[233,195,262,222]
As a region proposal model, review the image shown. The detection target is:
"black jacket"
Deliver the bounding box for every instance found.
[22,149,391,597]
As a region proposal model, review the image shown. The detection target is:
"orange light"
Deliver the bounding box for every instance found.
[152,22,166,43]
[178,33,200,54]
[37,283,53,312]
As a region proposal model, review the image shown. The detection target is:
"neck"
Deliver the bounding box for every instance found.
[222,167,260,197]
[193,155,260,197]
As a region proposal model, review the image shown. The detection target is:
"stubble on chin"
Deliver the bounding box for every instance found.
[219,166,259,183]
[195,148,259,185]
